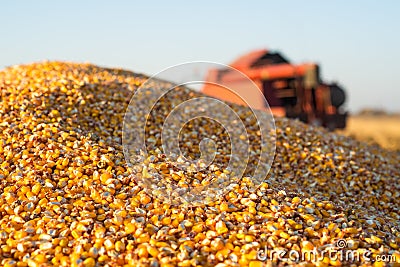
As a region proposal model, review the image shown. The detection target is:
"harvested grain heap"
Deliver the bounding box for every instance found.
[0,62,399,267]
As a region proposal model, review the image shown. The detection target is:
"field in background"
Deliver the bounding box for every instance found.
[340,115,400,151]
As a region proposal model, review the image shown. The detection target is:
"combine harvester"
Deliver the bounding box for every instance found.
[202,49,347,130]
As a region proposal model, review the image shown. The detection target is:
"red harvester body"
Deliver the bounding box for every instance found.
[202,49,347,129]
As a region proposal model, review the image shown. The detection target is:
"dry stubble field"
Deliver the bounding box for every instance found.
[340,115,400,151]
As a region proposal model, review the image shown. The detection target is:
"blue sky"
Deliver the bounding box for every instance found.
[1,1,399,112]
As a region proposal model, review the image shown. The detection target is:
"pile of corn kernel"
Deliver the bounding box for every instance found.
[0,62,399,267]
